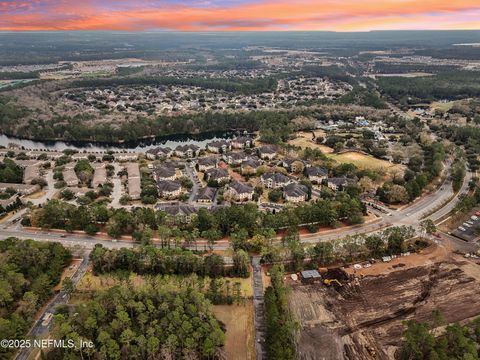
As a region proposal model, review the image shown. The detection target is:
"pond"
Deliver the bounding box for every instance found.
[0,131,244,152]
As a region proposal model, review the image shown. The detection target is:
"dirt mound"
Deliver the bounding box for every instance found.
[289,257,480,360]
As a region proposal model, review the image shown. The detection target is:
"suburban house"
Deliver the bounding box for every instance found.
[154,166,177,182]
[261,172,292,189]
[126,163,141,200]
[206,140,231,153]
[196,157,218,172]
[283,183,309,203]
[257,145,277,160]
[306,166,328,184]
[225,181,255,202]
[231,136,252,149]
[175,144,200,158]
[146,147,173,160]
[223,151,248,165]
[196,187,217,203]
[327,177,356,191]
[205,168,230,184]
[157,180,182,199]
[241,158,261,175]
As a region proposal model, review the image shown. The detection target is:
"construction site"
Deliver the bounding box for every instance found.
[287,242,480,359]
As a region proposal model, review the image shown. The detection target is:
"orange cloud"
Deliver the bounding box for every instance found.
[0,0,479,31]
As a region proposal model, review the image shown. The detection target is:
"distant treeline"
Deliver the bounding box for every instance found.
[70,75,278,95]
[378,71,480,102]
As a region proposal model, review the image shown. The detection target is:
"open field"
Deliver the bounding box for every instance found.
[213,303,256,360]
[327,151,404,175]
[289,132,334,154]
[288,249,480,360]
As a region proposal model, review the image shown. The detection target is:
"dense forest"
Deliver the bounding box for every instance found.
[47,284,225,359]
[378,71,480,102]
[89,245,249,278]
[0,238,72,358]
[0,158,24,183]
[400,313,480,359]
[264,265,296,359]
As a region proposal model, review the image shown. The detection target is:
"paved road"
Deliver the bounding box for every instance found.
[30,169,57,206]
[251,256,267,360]
[184,163,201,203]
[15,255,90,360]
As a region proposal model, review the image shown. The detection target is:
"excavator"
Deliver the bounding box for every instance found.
[323,279,342,287]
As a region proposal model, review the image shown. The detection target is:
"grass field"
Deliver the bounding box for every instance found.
[76,271,254,297]
[289,132,334,154]
[326,151,404,174]
[213,303,256,360]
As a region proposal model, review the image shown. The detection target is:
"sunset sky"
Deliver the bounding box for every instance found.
[1,0,480,32]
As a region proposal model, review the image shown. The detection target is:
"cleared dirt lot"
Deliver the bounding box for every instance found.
[213,303,256,360]
[289,252,480,359]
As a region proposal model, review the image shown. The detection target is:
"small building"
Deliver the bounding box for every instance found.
[175,144,200,158]
[283,183,309,203]
[157,204,198,224]
[241,158,261,175]
[300,270,322,284]
[225,181,254,202]
[257,145,277,160]
[206,140,231,154]
[63,164,79,187]
[154,166,177,182]
[327,177,355,191]
[196,187,217,203]
[92,164,107,188]
[126,163,141,200]
[0,183,40,195]
[261,172,291,189]
[157,180,182,199]
[281,158,307,173]
[231,136,252,149]
[306,167,328,184]
[223,151,248,165]
[114,152,140,162]
[146,147,173,160]
[205,168,230,184]
[197,157,218,172]
[71,153,91,161]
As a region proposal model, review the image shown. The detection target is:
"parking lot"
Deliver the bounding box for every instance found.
[451,213,480,242]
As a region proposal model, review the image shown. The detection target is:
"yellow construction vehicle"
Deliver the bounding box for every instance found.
[323,279,342,287]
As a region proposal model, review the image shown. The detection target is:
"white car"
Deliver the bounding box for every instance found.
[459,226,466,231]
[463,223,472,228]
[471,216,478,221]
